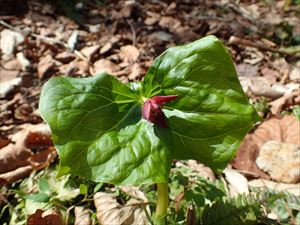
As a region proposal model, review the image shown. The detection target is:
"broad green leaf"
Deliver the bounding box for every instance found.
[39,35,259,185]
[79,184,88,195]
[25,193,51,202]
[39,74,171,185]
[38,178,50,193]
[142,35,260,172]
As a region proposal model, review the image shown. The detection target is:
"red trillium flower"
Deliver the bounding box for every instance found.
[142,95,177,128]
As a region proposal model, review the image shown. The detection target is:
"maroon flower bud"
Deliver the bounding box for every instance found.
[142,95,177,127]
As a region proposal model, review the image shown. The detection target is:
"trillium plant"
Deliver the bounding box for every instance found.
[39,36,259,224]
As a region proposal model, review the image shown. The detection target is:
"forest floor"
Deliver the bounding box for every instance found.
[0,0,300,224]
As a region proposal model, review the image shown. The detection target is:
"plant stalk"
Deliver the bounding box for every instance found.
[155,183,169,225]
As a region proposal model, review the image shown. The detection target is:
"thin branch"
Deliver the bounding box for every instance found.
[126,19,137,46]
[229,36,298,56]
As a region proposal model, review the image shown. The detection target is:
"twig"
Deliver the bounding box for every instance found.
[126,19,136,46]
[0,16,15,20]
[227,2,256,22]
[229,36,298,56]
[198,16,232,21]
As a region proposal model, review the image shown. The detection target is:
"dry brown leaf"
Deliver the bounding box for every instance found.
[185,160,216,181]
[2,58,22,71]
[0,138,10,149]
[239,77,288,99]
[80,45,100,61]
[119,45,140,66]
[27,209,63,225]
[289,64,300,82]
[224,168,249,196]
[100,37,119,55]
[232,115,300,179]
[159,16,181,31]
[119,1,139,18]
[91,59,120,75]
[0,123,55,184]
[28,146,57,170]
[37,55,61,79]
[55,51,76,64]
[0,131,32,174]
[0,74,22,98]
[0,165,32,185]
[236,63,259,77]
[120,186,149,202]
[74,206,91,225]
[231,135,270,179]
[16,52,31,71]
[94,192,150,225]
[252,115,300,146]
[128,63,143,80]
[269,89,300,115]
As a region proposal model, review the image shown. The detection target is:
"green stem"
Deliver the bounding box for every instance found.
[155,183,169,225]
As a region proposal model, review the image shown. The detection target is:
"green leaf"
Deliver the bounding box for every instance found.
[38,178,50,193]
[25,193,51,203]
[293,105,300,120]
[39,36,259,185]
[79,184,88,195]
[93,182,103,193]
[142,35,260,172]
[39,74,171,185]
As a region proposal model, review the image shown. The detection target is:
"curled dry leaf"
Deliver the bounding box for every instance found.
[231,135,270,179]
[74,206,91,225]
[269,89,300,115]
[251,115,300,146]
[80,45,100,61]
[0,123,56,184]
[186,160,216,181]
[120,186,149,202]
[239,77,290,99]
[119,45,140,65]
[224,168,249,197]
[128,63,143,80]
[37,55,61,79]
[232,115,300,179]
[27,209,63,225]
[94,192,150,225]
[91,59,120,76]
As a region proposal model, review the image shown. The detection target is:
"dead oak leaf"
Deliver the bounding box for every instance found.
[232,115,300,178]
[27,209,63,225]
[0,123,56,184]
[252,115,300,146]
[269,89,300,115]
[119,45,140,66]
[94,192,150,225]
[74,206,91,225]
